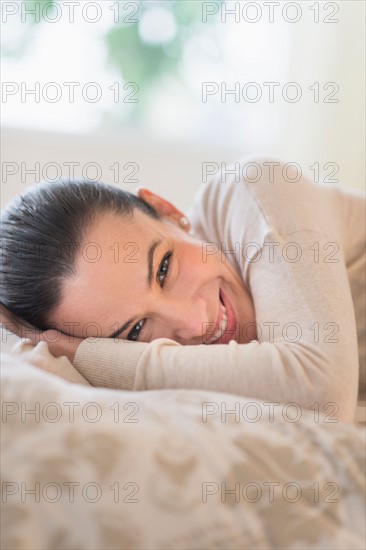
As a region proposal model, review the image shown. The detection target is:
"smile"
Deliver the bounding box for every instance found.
[205,289,237,345]
[205,300,228,344]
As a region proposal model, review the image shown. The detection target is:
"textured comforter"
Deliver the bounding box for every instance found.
[1,352,365,549]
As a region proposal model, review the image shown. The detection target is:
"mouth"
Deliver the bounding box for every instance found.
[205,289,237,345]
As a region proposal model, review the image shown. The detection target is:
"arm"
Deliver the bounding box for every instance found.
[74,226,359,422]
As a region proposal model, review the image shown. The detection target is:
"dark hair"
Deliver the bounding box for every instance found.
[0,179,161,329]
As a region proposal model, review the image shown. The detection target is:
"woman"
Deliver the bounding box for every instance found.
[1,157,365,421]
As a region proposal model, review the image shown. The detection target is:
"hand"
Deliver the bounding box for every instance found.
[38,329,85,364]
[0,304,83,364]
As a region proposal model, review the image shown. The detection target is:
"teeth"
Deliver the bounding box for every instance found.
[206,303,228,344]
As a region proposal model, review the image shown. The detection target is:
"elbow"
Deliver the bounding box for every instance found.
[317,372,358,424]
[289,343,359,423]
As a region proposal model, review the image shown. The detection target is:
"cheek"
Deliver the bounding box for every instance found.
[180,243,223,282]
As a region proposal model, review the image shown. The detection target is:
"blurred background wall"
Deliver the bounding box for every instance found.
[1,0,365,210]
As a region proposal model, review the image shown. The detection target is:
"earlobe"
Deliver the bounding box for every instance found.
[179,216,189,228]
[136,187,191,232]
[176,216,191,233]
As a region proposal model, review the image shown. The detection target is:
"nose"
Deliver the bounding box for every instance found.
[160,298,209,343]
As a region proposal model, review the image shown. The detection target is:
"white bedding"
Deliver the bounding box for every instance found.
[1,343,365,549]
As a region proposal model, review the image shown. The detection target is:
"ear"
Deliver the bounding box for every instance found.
[135,187,191,232]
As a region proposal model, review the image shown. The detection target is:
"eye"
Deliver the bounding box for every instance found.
[157,251,173,287]
[127,319,145,342]
[127,250,173,342]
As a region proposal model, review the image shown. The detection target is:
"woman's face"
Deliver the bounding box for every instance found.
[52,192,257,345]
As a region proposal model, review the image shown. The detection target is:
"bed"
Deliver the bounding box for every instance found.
[1,329,365,549]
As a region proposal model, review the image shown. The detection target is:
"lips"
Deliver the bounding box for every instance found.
[205,288,238,345]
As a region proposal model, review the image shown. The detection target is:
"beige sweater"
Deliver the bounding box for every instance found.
[74,157,365,422]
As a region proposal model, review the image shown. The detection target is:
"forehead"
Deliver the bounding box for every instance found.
[52,211,166,329]
[86,209,159,244]
[76,210,165,283]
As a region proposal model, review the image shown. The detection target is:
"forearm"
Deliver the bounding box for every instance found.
[73,333,358,422]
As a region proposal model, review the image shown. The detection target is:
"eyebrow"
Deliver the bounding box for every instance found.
[107,238,162,339]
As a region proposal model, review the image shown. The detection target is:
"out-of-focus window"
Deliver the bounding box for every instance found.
[1,0,291,150]
[1,0,365,187]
